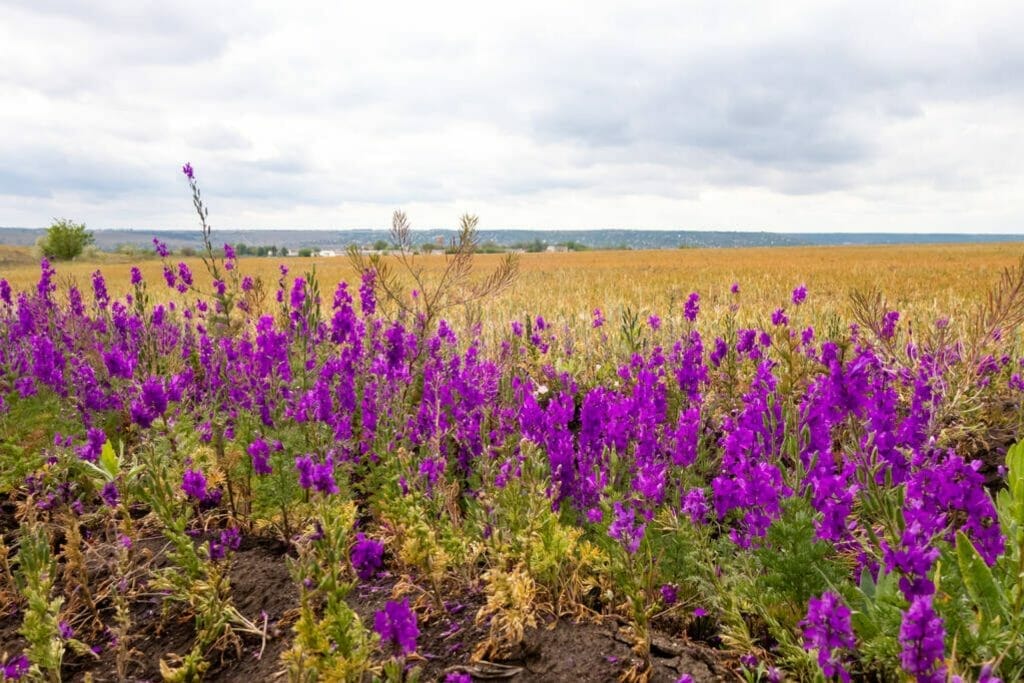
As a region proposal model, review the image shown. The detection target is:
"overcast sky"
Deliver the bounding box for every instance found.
[2,1,1023,232]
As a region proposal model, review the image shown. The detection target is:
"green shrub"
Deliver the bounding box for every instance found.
[39,218,93,261]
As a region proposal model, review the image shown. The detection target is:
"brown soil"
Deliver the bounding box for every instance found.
[0,497,731,682]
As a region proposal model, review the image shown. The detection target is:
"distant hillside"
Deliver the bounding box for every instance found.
[1,226,1022,252]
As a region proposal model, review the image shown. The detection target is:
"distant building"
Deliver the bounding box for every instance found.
[545,245,568,253]
[319,249,339,257]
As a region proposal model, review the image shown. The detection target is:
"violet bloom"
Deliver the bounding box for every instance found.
[801,592,856,682]
[76,427,106,463]
[445,674,472,683]
[58,621,74,639]
[101,481,120,508]
[684,292,700,322]
[792,284,808,305]
[2,654,29,680]
[223,243,236,260]
[660,584,678,605]
[881,310,900,340]
[771,308,789,326]
[648,314,661,331]
[247,438,273,475]
[181,469,209,501]
[130,376,168,428]
[730,281,740,294]
[899,595,946,683]
[290,277,306,311]
[681,487,708,525]
[182,162,194,180]
[592,308,604,328]
[130,267,143,285]
[153,238,170,257]
[360,269,377,316]
[209,527,242,561]
[295,455,338,494]
[608,501,646,554]
[350,533,385,580]
[374,598,419,655]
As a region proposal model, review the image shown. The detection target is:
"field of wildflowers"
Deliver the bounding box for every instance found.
[1,166,1024,682]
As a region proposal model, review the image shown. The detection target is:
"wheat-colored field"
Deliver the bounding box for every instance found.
[3,242,1023,337]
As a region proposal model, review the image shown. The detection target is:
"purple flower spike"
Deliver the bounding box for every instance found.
[374,598,419,655]
[182,162,194,180]
[351,533,385,580]
[899,595,946,683]
[801,591,855,682]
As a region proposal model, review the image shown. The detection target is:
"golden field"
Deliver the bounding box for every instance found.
[3,241,1024,339]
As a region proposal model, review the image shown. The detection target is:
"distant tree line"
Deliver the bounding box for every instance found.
[232,244,289,257]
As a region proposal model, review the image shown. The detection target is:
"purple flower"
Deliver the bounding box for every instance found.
[684,292,700,321]
[182,162,194,180]
[153,238,170,257]
[881,310,900,340]
[792,284,808,305]
[648,314,661,331]
[181,469,209,501]
[58,621,74,639]
[608,501,646,554]
[899,595,946,683]
[247,438,273,475]
[350,533,385,580]
[730,281,740,294]
[675,676,694,683]
[771,308,789,326]
[76,427,106,463]
[130,267,143,285]
[801,592,855,682]
[209,527,242,561]
[295,455,338,494]
[660,584,678,605]
[374,598,419,655]
[101,481,120,508]
[592,308,604,328]
[360,269,377,317]
[2,654,29,680]
[445,674,472,683]
[681,487,708,525]
[223,243,236,260]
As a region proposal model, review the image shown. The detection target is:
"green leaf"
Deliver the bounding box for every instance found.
[1006,440,1024,520]
[955,530,1008,624]
[99,439,119,478]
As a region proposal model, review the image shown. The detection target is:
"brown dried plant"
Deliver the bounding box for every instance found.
[347,211,519,334]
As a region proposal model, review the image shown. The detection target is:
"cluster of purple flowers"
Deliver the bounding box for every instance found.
[374,599,418,656]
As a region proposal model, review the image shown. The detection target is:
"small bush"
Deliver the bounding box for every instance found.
[39,218,94,261]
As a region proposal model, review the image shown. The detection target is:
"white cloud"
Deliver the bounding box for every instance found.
[1,0,1023,232]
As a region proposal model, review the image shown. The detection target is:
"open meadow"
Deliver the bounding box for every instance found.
[2,230,1024,682]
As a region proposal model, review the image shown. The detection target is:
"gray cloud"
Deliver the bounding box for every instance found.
[1,1,1023,231]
